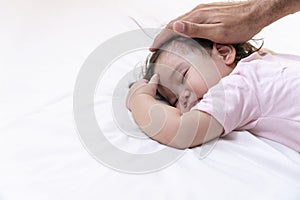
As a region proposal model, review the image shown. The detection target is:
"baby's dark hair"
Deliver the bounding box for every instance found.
[136,36,262,102]
[143,36,262,81]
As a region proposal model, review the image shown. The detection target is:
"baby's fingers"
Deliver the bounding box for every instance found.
[149,74,159,85]
[126,79,148,110]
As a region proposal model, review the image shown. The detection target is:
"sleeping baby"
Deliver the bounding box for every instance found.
[126,35,300,152]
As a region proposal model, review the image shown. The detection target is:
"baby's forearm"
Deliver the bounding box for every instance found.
[130,93,182,147]
[129,94,223,149]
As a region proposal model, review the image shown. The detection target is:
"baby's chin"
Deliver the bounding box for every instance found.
[190,98,201,109]
[173,97,201,113]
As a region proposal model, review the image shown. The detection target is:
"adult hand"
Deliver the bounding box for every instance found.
[150,1,261,51]
[151,0,300,51]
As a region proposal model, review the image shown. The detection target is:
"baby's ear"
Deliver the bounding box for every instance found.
[214,43,236,65]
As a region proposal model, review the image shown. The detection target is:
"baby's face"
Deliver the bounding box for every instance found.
[154,47,224,113]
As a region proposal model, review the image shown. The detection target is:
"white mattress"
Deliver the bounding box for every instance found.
[1,0,300,199]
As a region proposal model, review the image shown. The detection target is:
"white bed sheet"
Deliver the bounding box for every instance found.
[1,0,300,199]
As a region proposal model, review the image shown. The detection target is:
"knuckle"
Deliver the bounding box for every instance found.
[212,25,228,41]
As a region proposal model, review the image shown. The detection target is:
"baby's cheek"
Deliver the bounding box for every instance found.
[187,76,208,98]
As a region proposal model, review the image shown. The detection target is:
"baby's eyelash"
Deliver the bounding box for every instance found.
[181,69,188,83]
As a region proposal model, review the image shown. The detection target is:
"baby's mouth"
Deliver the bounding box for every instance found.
[189,98,202,109]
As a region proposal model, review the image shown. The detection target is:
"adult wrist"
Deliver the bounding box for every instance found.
[240,0,266,36]
[248,0,300,28]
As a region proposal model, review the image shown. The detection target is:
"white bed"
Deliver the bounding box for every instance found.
[1,0,300,199]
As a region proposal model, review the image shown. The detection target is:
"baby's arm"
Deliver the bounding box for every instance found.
[126,74,223,149]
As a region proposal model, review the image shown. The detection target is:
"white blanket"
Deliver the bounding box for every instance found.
[1,0,300,199]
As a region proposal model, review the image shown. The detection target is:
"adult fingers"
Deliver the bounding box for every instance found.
[150,8,210,51]
[149,9,195,51]
[149,29,177,52]
[195,1,244,9]
[173,21,221,42]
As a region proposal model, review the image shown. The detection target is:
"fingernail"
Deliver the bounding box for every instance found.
[174,21,184,33]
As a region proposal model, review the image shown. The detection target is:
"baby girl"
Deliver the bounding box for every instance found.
[126,36,300,152]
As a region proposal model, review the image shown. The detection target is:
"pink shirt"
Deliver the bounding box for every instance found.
[192,52,300,152]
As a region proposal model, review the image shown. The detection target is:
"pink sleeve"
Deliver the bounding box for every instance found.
[191,75,261,135]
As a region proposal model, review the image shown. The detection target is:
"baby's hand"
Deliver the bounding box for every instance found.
[126,74,159,111]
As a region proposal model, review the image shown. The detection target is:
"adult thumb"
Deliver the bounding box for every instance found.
[173,21,208,38]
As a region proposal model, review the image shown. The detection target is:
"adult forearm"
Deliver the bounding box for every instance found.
[249,0,300,28]
[151,0,300,49]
